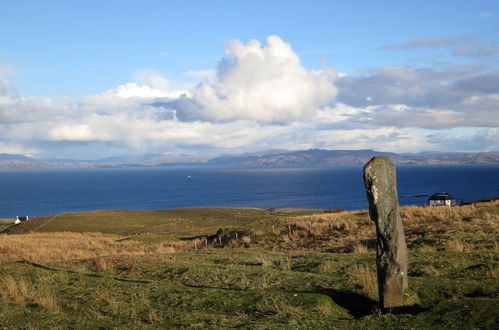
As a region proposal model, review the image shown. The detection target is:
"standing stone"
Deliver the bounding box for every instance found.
[363,157,408,309]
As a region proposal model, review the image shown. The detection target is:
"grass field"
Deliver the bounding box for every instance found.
[0,202,497,328]
[0,218,13,232]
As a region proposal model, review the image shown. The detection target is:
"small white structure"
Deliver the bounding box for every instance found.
[428,193,456,207]
[14,215,29,225]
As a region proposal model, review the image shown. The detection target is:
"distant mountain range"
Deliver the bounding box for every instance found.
[0,149,498,169]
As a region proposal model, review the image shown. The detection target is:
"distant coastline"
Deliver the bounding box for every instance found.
[1,149,498,170]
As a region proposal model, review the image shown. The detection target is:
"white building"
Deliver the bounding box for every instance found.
[428,193,456,207]
[14,215,29,225]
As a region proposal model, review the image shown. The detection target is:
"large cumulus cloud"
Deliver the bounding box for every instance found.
[173,35,337,123]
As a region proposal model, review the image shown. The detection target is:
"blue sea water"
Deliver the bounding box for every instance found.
[0,165,497,218]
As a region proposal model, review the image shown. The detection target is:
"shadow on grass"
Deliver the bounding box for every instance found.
[318,289,426,318]
[318,289,378,318]
[182,282,250,291]
[17,260,151,284]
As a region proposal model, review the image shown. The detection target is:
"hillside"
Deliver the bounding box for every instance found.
[1,202,497,328]
[1,149,498,169]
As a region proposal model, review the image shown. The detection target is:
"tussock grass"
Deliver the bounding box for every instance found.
[256,296,305,317]
[1,202,497,268]
[446,239,472,252]
[420,264,441,276]
[1,275,61,312]
[1,276,29,305]
[33,288,60,313]
[294,211,364,236]
[279,202,498,253]
[352,242,373,254]
[0,232,187,263]
[347,264,378,297]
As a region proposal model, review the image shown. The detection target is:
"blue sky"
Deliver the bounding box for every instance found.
[0,1,498,159]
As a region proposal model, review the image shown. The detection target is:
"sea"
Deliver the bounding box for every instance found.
[0,165,498,218]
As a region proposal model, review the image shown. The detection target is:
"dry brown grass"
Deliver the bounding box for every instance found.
[486,264,498,278]
[352,243,373,254]
[415,244,437,252]
[445,239,472,252]
[347,264,378,296]
[148,309,164,325]
[401,200,499,224]
[1,276,29,305]
[293,212,363,236]
[1,202,497,266]
[33,288,60,313]
[256,296,305,317]
[401,205,474,224]
[0,232,184,263]
[241,236,251,244]
[283,202,498,253]
[281,211,373,252]
[0,275,61,312]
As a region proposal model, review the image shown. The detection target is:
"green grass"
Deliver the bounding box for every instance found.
[0,218,13,232]
[36,208,322,239]
[1,204,498,328]
[1,249,497,329]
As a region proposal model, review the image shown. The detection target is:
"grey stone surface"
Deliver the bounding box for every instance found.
[363,156,408,308]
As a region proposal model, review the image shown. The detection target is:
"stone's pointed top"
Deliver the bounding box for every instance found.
[367,156,392,163]
[364,156,394,169]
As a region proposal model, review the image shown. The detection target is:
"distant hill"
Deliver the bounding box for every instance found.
[0,149,498,169]
[392,152,499,165]
[96,154,164,163]
[206,149,397,166]
[207,149,290,165]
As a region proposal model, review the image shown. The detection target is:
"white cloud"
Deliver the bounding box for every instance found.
[427,128,499,152]
[0,142,38,156]
[99,83,172,99]
[133,69,174,92]
[102,69,187,100]
[0,94,73,124]
[77,87,186,117]
[0,35,497,158]
[307,127,431,152]
[77,70,188,112]
[316,104,368,124]
[174,35,338,123]
[336,65,499,129]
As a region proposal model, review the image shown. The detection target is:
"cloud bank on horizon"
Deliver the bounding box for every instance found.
[0,35,498,159]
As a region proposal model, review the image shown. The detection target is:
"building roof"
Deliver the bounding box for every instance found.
[428,192,456,201]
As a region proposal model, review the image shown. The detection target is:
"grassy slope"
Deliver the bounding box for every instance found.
[0,219,13,232]
[44,208,316,234]
[0,203,497,329]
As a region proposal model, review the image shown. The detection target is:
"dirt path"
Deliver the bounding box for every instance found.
[1,215,56,234]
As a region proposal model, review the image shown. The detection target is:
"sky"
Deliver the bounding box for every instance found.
[0,0,498,160]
